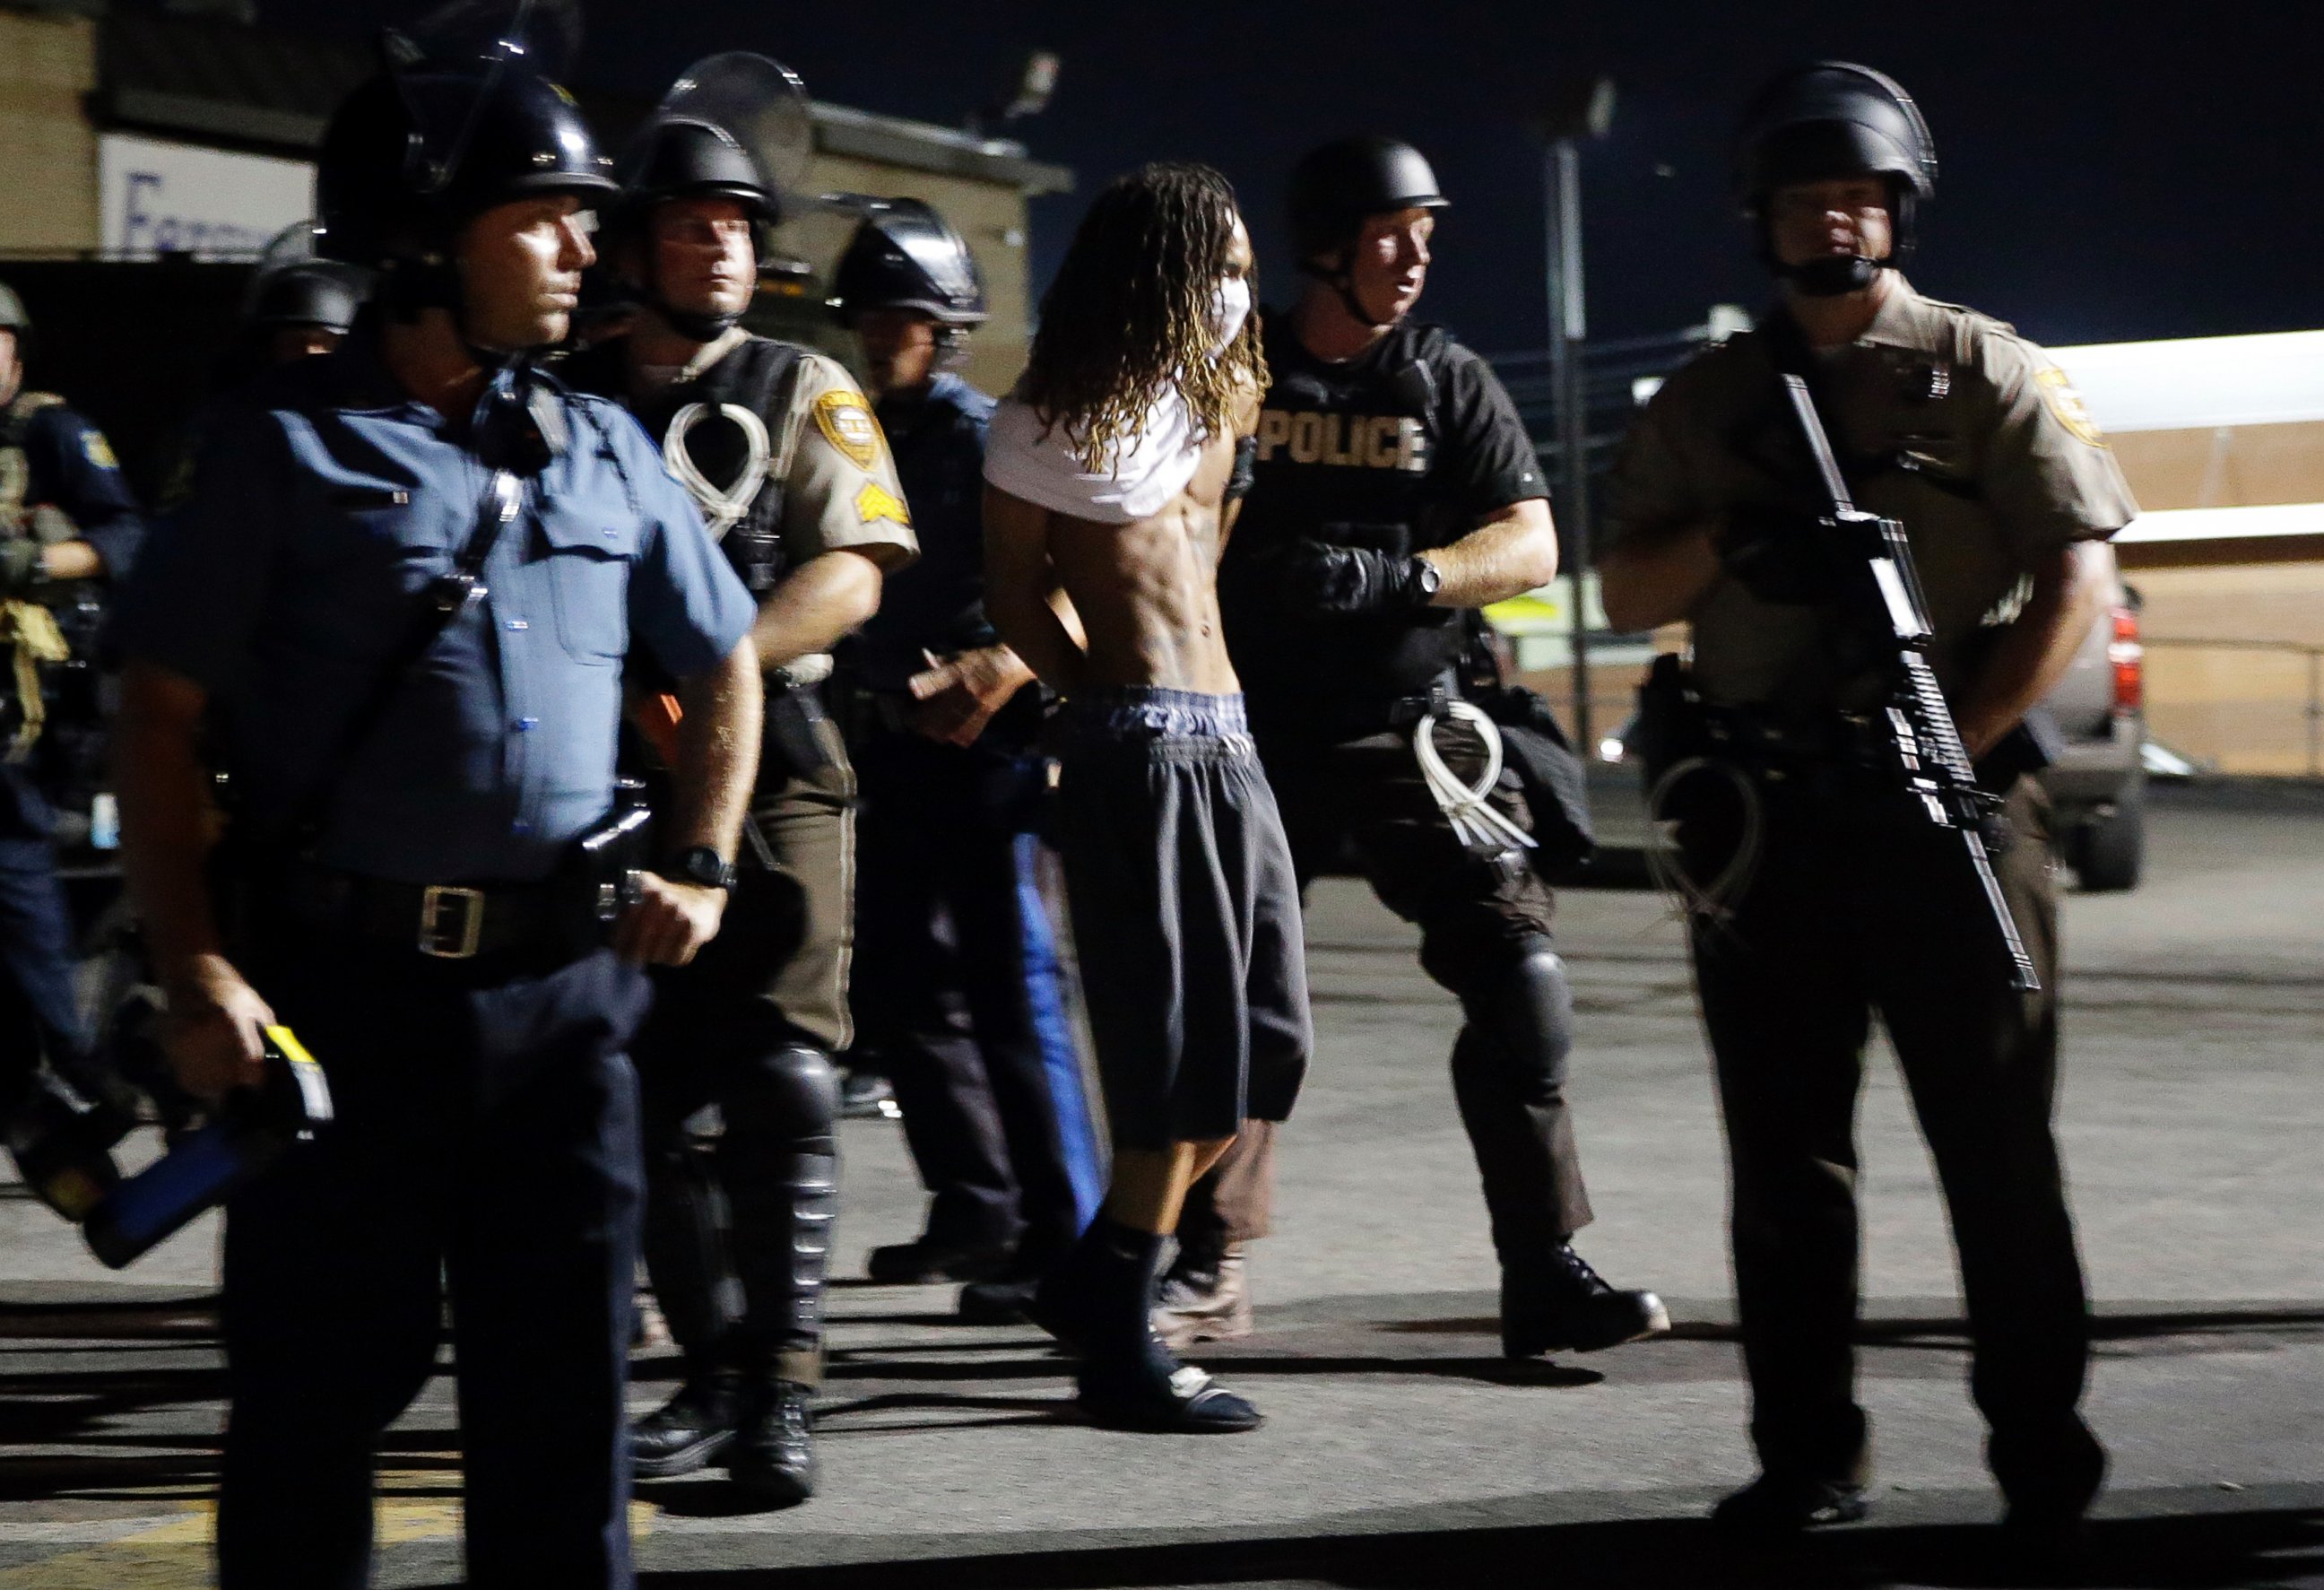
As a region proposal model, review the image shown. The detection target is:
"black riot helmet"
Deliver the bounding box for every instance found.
[1287,136,1449,265]
[608,54,811,343]
[316,62,614,277]
[611,117,779,230]
[244,222,372,336]
[828,200,987,329]
[247,263,370,335]
[1733,61,1936,296]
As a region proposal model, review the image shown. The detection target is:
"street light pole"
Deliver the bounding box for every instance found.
[1543,135,1592,752]
[1536,75,1612,751]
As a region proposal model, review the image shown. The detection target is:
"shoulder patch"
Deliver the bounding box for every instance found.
[812,388,883,470]
[80,429,120,471]
[2033,367,2107,447]
[854,479,911,527]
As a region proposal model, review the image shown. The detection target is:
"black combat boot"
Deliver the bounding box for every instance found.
[865,1232,1012,1285]
[1711,1473,1870,1534]
[958,1268,1041,1325]
[724,1377,816,1507]
[1500,1241,1670,1358]
[629,1363,748,1479]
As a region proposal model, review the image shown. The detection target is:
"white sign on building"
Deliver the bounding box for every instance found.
[99,133,314,259]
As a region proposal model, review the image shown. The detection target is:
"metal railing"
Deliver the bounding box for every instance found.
[2142,637,2324,777]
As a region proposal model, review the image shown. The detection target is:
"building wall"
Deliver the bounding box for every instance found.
[2125,560,2324,776]
[2107,421,2324,773]
[2112,421,2324,510]
[774,151,1036,400]
[0,11,99,254]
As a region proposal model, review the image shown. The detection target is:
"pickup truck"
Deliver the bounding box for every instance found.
[1570,559,2149,891]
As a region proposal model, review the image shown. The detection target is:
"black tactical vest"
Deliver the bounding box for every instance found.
[1219,317,1466,732]
[624,336,805,596]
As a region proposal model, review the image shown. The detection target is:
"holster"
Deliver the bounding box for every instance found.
[1629,652,1714,793]
[765,682,836,782]
[561,778,651,949]
[1463,681,1596,871]
[1974,708,2064,795]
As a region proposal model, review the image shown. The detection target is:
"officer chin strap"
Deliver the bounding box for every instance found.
[1784,255,1886,297]
[1414,702,1538,859]
[1304,248,1402,334]
[378,249,571,466]
[1761,186,1913,299]
[645,248,748,343]
[657,300,746,342]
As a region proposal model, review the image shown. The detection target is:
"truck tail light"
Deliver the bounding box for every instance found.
[2107,604,2143,714]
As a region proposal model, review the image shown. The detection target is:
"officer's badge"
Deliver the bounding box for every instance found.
[854,480,911,527]
[80,430,120,471]
[2034,368,2107,447]
[813,390,884,469]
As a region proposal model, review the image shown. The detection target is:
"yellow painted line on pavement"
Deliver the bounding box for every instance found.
[0,1491,655,1586]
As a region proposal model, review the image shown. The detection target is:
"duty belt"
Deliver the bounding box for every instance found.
[852,689,920,735]
[273,864,566,960]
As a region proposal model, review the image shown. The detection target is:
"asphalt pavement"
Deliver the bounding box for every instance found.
[2,782,2319,1588]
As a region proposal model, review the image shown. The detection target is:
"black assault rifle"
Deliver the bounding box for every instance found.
[1778,372,2042,993]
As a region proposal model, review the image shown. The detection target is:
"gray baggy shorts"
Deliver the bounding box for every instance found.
[1054,688,1311,1150]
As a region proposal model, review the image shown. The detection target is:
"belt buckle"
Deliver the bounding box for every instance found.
[418,884,485,959]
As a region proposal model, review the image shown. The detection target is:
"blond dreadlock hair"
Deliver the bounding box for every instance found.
[1019,161,1268,471]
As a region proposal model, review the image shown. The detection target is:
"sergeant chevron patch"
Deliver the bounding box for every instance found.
[854,480,911,526]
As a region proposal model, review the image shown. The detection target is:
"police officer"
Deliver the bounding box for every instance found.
[113,46,763,1589]
[246,264,366,366]
[829,202,1102,1316]
[1194,137,1666,1356]
[1597,64,2132,1540]
[0,279,144,1196]
[564,81,919,1503]
[161,247,373,515]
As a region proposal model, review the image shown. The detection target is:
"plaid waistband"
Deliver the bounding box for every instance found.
[1060,686,1252,749]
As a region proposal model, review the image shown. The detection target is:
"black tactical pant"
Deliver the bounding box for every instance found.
[633,722,851,1385]
[851,725,1101,1264]
[1181,720,1592,1263]
[219,924,651,1590]
[1689,774,2101,1508]
[0,823,92,1100]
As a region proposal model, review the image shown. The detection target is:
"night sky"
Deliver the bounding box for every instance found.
[264,0,2324,356]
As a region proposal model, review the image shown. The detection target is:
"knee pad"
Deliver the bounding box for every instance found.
[1453,938,1574,1097]
[724,1042,838,1146]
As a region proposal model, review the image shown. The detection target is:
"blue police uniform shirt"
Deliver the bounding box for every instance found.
[8,401,148,578]
[2,398,146,839]
[845,372,994,692]
[117,335,757,884]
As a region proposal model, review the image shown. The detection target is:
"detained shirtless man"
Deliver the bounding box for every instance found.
[983,162,1310,1433]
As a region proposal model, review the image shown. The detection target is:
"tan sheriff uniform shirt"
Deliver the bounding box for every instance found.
[766,352,917,681]
[1602,280,2138,712]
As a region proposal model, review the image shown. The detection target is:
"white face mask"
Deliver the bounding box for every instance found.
[1210,275,1253,355]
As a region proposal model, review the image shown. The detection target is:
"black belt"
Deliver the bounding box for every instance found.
[853,690,919,735]
[273,864,567,960]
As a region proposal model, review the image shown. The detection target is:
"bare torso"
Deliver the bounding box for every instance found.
[1044,423,1244,694]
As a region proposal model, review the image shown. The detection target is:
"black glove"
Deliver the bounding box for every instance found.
[1275,538,1429,615]
[1713,505,1834,605]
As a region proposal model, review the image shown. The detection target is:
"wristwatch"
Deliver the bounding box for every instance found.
[1409,555,1444,605]
[663,846,737,891]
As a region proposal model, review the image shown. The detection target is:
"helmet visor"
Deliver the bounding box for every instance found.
[392,0,583,200]
[655,52,814,211]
